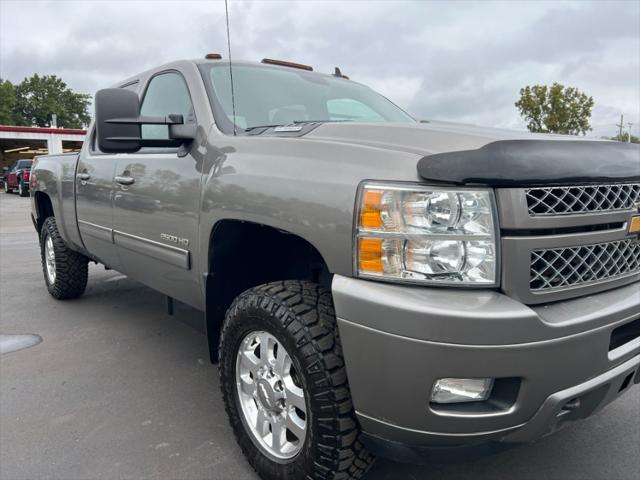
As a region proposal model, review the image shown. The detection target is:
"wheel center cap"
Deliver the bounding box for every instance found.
[256,379,277,411]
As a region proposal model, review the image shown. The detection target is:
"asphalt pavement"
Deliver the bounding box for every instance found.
[1,191,638,480]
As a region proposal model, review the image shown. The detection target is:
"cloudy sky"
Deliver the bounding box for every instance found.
[1,0,638,137]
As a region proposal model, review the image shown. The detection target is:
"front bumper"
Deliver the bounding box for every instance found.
[332,275,640,459]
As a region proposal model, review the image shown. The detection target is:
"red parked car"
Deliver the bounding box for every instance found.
[3,159,33,197]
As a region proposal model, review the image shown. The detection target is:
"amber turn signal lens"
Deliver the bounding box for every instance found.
[629,215,640,234]
[358,238,383,272]
[360,190,383,229]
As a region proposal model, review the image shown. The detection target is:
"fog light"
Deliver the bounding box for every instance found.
[431,378,494,404]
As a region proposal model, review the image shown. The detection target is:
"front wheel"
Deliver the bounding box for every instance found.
[40,217,89,299]
[219,281,374,480]
[4,181,12,193]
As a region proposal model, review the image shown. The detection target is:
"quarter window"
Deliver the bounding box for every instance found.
[140,72,195,140]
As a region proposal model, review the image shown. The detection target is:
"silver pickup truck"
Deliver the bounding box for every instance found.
[30,56,640,480]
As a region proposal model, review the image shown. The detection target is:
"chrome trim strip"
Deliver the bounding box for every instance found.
[78,220,114,243]
[113,230,190,270]
[78,220,191,269]
[356,411,525,437]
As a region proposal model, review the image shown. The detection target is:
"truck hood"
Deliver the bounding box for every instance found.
[305,121,574,155]
[306,122,640,187]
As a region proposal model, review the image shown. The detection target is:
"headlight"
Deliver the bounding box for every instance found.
[355,182,498,285]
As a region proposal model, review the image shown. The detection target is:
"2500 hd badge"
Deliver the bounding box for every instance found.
[160,233,190,247]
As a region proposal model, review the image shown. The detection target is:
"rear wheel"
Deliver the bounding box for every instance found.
[219,281,374,480]
[18,182,28,197]
[40,217,89,299]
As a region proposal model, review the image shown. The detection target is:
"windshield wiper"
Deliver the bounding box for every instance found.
[243,124,282,132]
[292,119,351,124]
[243,119,351,132]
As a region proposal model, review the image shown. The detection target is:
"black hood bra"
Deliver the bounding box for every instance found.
[417,140,640,187]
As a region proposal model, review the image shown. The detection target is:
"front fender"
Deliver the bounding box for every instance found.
[196,131,424,287]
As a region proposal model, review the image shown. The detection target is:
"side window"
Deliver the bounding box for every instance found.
[327,98,385,122]
[140,72,195,140]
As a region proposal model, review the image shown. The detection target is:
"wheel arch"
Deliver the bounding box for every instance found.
[205,219,333,363]
[33,191,55,234]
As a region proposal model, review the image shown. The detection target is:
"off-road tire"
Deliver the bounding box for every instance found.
[40,217,89,299]
[219,281,375,480]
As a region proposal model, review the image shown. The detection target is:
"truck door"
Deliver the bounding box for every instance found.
[112,71,202,308]
[75,131,121,270]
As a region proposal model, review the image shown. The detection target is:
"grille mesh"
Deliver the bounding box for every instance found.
[526,184,640,216]
[530,239,640,291]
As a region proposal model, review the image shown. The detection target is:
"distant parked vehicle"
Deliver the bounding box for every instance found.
[3,159,33,196]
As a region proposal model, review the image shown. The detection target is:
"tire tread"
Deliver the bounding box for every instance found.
[219,280,374,480]
[40,217,88,299]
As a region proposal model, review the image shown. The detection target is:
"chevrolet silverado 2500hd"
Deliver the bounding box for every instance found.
[30,57,640,480]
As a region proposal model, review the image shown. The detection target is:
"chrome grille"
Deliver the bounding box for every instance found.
[530,239,640,291]
[526,183,640,216]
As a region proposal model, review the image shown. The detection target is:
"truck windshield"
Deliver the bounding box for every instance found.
[201,63,415,132]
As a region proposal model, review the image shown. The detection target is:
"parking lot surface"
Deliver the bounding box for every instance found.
[1,191,638,480]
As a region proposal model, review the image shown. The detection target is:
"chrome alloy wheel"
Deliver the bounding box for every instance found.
[235,331,307,460]
[45,235,56,284]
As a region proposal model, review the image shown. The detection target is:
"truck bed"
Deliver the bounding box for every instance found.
[31,152,82,252]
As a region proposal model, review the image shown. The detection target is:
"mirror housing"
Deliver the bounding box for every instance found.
[95,88,196,154]
[96,88,142,153]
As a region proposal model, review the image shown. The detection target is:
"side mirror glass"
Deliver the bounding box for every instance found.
[95,88,142,153]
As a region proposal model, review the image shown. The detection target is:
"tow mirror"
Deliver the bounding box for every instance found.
[96,88,142,153]
[95,88,196,154]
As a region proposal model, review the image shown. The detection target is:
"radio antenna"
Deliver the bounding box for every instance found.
[224,0,237,135]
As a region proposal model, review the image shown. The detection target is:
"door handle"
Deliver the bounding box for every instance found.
[77,173,91,181]
[115,176,135,186]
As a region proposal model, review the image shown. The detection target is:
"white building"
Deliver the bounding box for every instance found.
[0,125,86,168]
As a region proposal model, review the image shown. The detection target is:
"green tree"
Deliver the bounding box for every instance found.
[515,83,594,136]
[606,132,640,144]
[13,74,91,128]
[0,79,18,125]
